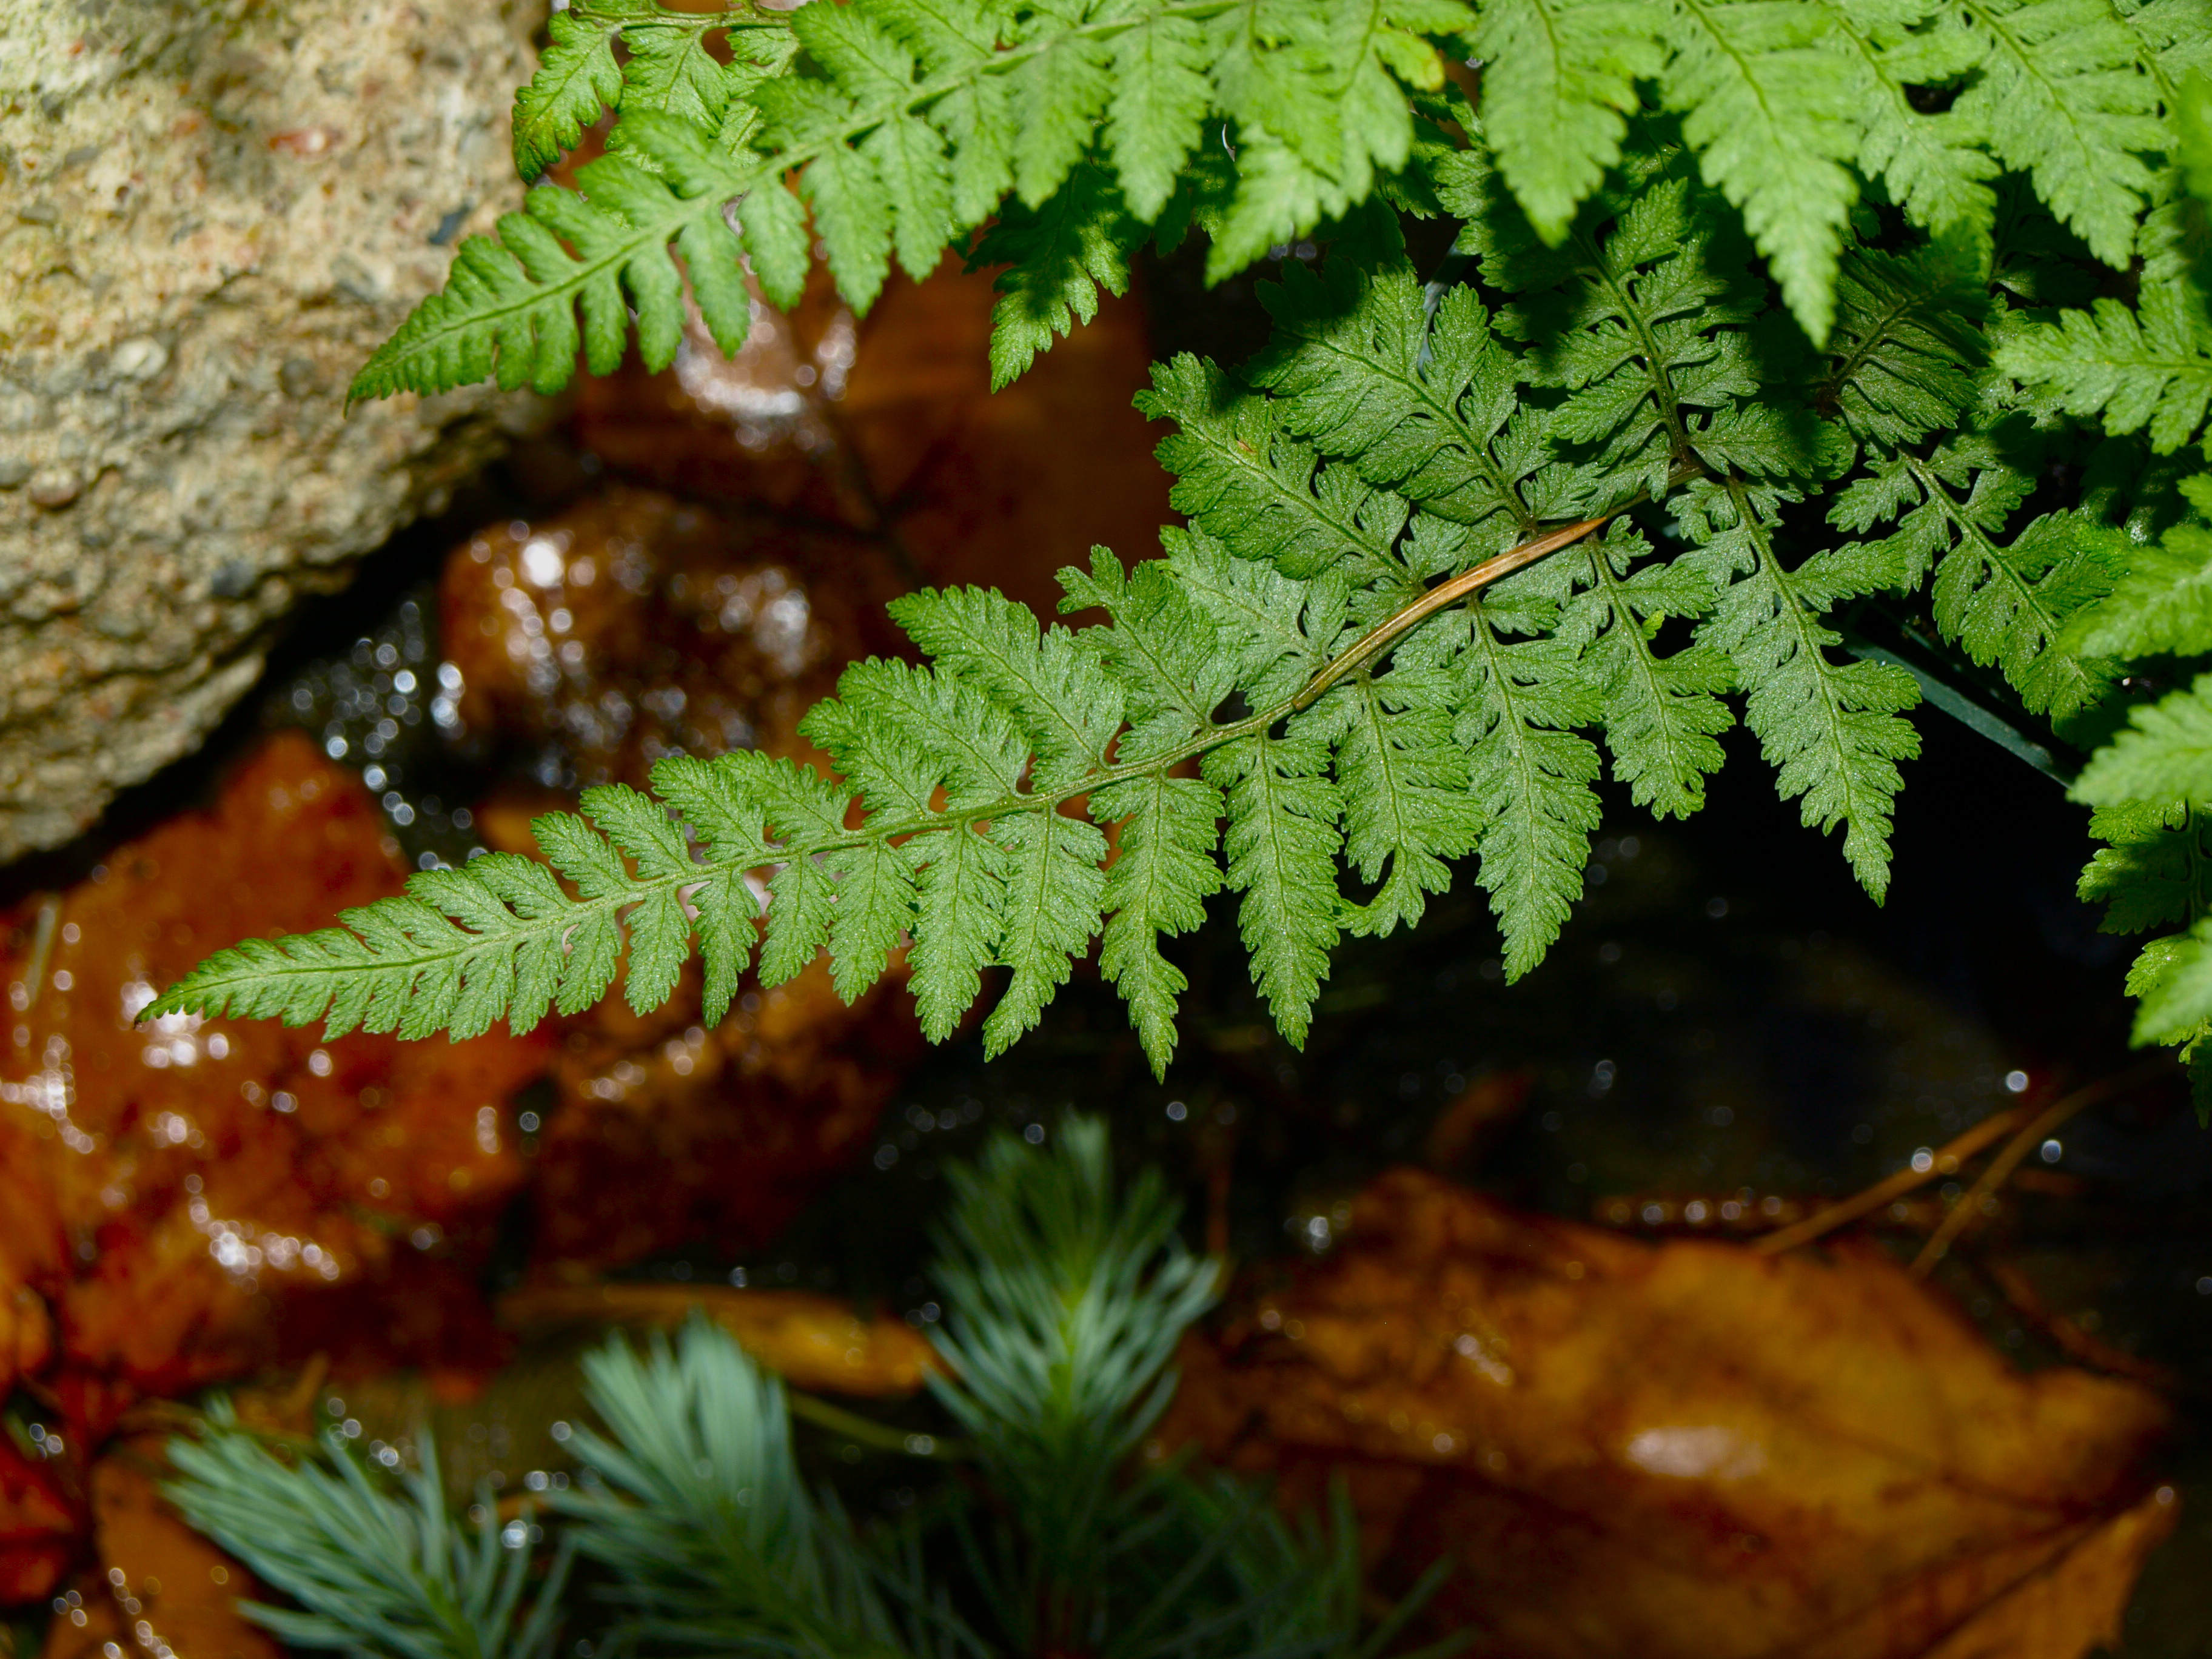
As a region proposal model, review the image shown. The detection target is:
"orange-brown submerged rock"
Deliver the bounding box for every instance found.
[530,952,916,1272]
[439,486,903,790]
[0,731,551,1416]
[568,256,1172,616]
[1166,1169,2174,1659]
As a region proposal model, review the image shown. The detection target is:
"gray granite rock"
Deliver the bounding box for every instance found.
[0,0,543,863]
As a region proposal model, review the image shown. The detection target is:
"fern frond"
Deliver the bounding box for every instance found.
[1658,0,1862,343]
[1302,663,1483,938]
[1467,159,1798,497]
[2074,671,2212,805]
[1820,242,1989,449]
[1817,0,1999,241]
[367,0,1478,403]
[1995,289,2212,455]
[1454,583,1604,978]
[512,4,628,179]
[1557,523,1735,819]
[1687,478,1920,899]
[1206,730,1345,1047]
[1140,355,1412,587]
[2082,799,2212,936]
[1831,435,2123,717]
[1934,0,2168,269]
[1247,260,1550,545]
[1472,0,1669,244]
[974,164,1139,389]
[349,115,764,401]
[2063,519,2212,659]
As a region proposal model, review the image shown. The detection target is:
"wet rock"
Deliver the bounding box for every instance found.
[0,732,551,1420]
[439,489,924,1270]
[529,947,921,1273]
[0,0,541,865]
[439,487,905,791]
[568,257,1173,615]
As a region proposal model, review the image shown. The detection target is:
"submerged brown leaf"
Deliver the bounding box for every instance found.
[1165,1169,2174,1659]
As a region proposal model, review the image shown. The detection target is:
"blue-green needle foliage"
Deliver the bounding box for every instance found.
[554,1322,914,1659]
[165,1409,573,1659]
[154,5,2212,1090]
[162,1125,1424,1659]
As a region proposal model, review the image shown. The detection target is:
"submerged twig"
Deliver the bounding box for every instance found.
[1749,1099,2041,1256]
[1908,1059,2170,1276]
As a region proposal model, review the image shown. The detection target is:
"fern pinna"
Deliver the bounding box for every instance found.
[153,1,2212,1089]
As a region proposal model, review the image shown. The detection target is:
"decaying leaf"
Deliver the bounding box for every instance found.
[1165,1170,2175,1659]
[39,1449,278,1659]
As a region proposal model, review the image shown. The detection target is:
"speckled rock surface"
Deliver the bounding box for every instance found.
[0,0,542,865]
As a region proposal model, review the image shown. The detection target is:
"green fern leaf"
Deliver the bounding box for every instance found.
[1455,587,1604,977]
[1995,290,2212,455]
[891,588,1125,789]
[1108,11,1214,221]
[1660,0,1862,343]
[1820,243,1989,449]
[1140,356,1410,584]
[1817,0,1997,241]
[907,823,1010,1042]
[1687,478,1920,899]
[2074,671,2212,805]
[512,4,628,178]
[1011,25,1113,208]
[620,15,740,133]
[1164,525,1339,706]
[1248,261,1546,545]
[974,165,1137,390]
[2063,520,2212,658]
[1305,664,1482,937]
[827,840,918,1004]
[1090,773,1224,1075]
[1473,0,1667,243]
[2081,799,2212,936]
[349,116,754,401]
[1832,436,2123,717]
[987,810,1108,1056]
[1558,524,1735,818]
[1059,548,1233,759]
[1906,0,2166,269]
[1206,731,1342,1048]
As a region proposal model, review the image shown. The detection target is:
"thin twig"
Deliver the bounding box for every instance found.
[1908,1058,2171,1276]
[1748,1098,2043,1256]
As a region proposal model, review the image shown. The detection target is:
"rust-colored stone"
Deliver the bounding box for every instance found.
[438,486,902,790]
[0,732,551,1416]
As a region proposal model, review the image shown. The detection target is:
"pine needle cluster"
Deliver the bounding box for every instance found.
[164,1122,1441,1659]
[149,4,2212,1094]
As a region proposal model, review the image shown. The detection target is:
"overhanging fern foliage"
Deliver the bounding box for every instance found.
[353,0,2193,409]
[159,7,2212,1090]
